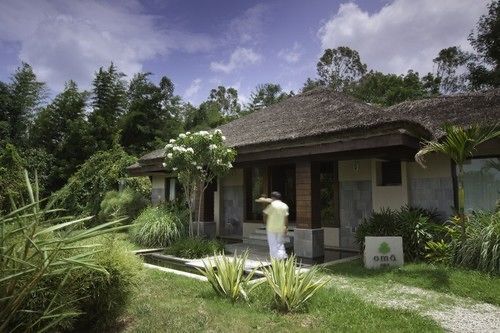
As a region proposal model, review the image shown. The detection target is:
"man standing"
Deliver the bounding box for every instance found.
[263,191,289,260]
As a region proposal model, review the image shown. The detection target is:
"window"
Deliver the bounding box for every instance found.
[318,162,339,227]
[461,157,500,211]
[378,161,402,186]
[245,167,266,220]
[269,165,296,221]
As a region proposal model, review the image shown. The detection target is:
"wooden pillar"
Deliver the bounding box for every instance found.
[294,160,324,258]
[296,160,313,228]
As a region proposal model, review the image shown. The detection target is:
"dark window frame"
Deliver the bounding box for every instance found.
[379,160,402,186]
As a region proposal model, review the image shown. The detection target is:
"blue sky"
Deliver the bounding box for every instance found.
[0,0,488,106]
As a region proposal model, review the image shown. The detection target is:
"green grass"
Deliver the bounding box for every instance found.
[123,268,442,333]
[325,260,500,306]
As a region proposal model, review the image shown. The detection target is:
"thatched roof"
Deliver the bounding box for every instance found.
[132,88,500,165]
[386,88,500,138]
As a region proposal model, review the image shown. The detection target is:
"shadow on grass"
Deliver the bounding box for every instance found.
[324,260,452,291]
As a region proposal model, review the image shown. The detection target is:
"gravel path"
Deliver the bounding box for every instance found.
[328,276,500,332]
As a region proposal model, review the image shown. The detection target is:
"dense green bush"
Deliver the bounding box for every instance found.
[99,188,148,223]
[451,211,500,274]
[56,145,137,218]
[0,171,130,332]
[356,206,443,261]
[130,206,186,248]
[165,237,224,259]
[72,235,142,331]
[0,144,25,213]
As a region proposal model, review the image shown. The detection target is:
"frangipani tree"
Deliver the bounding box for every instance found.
[415,123,500,236]
[164,129,236,236]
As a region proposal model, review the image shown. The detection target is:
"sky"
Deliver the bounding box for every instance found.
[0,0,489,106]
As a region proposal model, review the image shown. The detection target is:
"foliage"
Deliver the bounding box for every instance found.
[247,83,290,111]
[301,77,324,93]
[0,144,25,213]
[120,73,184,156]
[56,145,137,218]
[0,170,128,332]
[425,240,452,265]
[356,206,443,261]
[197,251,259,302]
[416,124,500,237]
[165,237,224,259]
[30,80,91,191]
[130,205,185,248]
[316,46,367,91]
[433,46,471,94]
[451,211,500,274]
[468,0,500,89]
[209,85,241,117]
[0,62,46,148]
[88,63,128,151]
[71,235,142,332]
[99,188,148,224]
[351,70,432,106]
[261,255,329,312]
[164,129,236,236]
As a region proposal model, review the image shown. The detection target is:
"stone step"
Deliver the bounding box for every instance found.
[253,228,295,236]
[247,233,292,243]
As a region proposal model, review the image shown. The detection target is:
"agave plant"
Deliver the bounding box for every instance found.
[415,123,500,237]
[0,170,128,332]
[261,255,330,312]
[197,251,258,302]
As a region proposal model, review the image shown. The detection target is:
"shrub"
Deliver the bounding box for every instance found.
[72,235,142,332]
[356,206,442,261]
[56,146,137,218]
[130,206,185,248]
[451,211,500,274]
[261,255,329,312]
[0,171,128,332]
[99,188,148,224]
[165,237,224,259]
[197,251,258,302]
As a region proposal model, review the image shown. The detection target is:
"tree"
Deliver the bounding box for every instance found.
[209,86,241,117]
[120,73,183,156]
[415,124,500,237]
[88,63,127,151]
[164,130,236,236]
[301,78,324,93]
[30,81,91,191]
[1,63,46,147]
[433,47,471,94]
[317,47,367,91]
[0,144,25,213]
[351,70,429,106]
[248,83,289,111]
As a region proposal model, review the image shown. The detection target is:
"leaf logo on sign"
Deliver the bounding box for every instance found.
[378,242,391,254]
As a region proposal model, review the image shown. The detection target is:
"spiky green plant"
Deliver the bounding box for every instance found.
[0,170,128,332]
[130,205,185,248]
[197,251,259,302]
[261,255,330,312]
[451,211,500,274]
[415,123,500,236]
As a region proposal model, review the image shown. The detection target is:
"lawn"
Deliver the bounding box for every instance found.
[325,259,500,306]
[122,267,442,333]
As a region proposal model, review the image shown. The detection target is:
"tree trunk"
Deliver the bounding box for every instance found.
[457,164,466,239]
[197,181,204,237]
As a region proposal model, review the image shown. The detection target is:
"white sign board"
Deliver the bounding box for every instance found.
[364,236,404,269]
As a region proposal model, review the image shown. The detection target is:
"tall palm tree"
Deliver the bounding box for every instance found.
[415,123,500,236]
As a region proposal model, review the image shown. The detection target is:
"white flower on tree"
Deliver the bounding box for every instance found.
[163,129,236,237]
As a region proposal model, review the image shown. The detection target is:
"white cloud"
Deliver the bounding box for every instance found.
[0,0,213,91]
[278,42,302,64]
[184,78,202,99]
[318,0,488,75]
[210,47,262,74]
[227,4,267,45]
